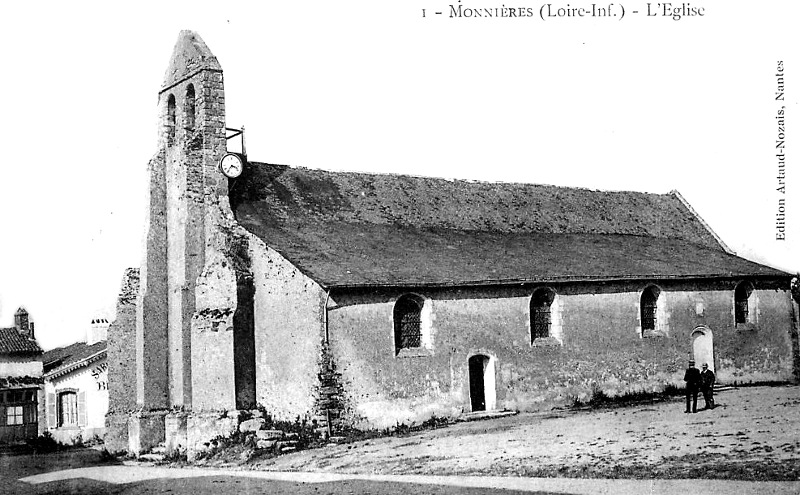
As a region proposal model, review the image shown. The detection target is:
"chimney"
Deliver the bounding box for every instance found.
[14,307,32,338]
[87,318,110,345]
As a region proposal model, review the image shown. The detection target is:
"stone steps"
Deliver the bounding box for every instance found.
[138,442,167,462]
[256,429,284,440]
[150,444,167,455]
[277,440,298,453]
[138,453,165,462]
[459,409,519,422]
[247,424,305,454]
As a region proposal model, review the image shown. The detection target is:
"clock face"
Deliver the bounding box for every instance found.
[220,153,244,178]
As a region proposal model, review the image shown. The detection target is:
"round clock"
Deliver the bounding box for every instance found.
[219,152,244,178]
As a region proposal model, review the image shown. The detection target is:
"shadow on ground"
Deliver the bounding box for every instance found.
[7,476,565,495]
[0,447,119,478]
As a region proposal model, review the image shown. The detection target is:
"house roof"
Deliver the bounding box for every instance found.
[0,327,43,355]
[231,162,789,288]
[43,340,106,378]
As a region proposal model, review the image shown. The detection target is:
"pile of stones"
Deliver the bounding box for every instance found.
[238,416,299,454]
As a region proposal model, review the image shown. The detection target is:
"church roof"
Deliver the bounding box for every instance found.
[231,162,788,288]
[0,327,42,355]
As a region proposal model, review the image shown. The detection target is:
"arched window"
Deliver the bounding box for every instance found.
[394,294,424,353]
[185,84,196,130]
[640,286,660,334]
[530,288,556,342]
[735,281,754,325]
[166,94,176,145]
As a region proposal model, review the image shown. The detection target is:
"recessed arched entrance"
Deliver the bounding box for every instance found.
[468,354,496,412]
[691,326,715,372]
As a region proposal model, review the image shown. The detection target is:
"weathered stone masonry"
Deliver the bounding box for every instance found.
[106,31,799,455]
[105,32,259,455]
[105,268,138,453]
[326,279,795,428]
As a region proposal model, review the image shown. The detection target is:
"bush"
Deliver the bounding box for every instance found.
[573,383,686,409]
[27,431,60,453]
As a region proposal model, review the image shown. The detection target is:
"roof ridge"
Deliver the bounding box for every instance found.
[248,161,674,197]
[44,348,107,380]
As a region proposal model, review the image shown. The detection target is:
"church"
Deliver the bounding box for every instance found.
[105,31,799,456]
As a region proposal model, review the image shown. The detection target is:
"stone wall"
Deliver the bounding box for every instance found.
[314,341,347,431]
[136,148,169,412]
[190,198,250,412]
[107,268,138,414]
[327,278,797,428]
[186,411,239,458]
[105,268,138,453]
[249,236,326,421]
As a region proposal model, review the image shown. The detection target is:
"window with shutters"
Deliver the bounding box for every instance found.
[734,281,755,326]
[393,294,432,356]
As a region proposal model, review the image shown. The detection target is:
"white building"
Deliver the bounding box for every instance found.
[42,319,108,444]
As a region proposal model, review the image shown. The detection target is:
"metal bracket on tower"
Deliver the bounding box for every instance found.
[225,126,246,157]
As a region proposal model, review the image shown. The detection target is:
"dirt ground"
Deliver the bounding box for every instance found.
[255,384,800,480]
[5,475,565,495]
[4,385,800,495]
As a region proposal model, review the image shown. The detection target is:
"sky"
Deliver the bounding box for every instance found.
[0,1,797,350]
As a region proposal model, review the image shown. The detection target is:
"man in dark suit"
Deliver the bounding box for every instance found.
[700,363,716,410]
[684,360,701,413]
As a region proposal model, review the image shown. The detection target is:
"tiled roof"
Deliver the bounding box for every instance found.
[43,340,106,376]
[0,327,43,355]
[231,163,789,287]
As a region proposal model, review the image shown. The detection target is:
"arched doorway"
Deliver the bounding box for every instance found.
[691,327,715,372]
[468,354,496,412]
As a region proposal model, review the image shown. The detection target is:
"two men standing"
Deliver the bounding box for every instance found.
[683,360,715,413]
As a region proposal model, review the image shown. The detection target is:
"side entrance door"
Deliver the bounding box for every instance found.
[691,326,715,372]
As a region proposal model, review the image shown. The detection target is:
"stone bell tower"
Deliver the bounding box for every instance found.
[127,31,255,455]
